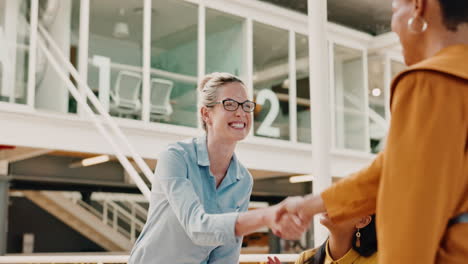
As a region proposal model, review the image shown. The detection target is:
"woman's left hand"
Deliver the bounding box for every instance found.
[267,256,282,264]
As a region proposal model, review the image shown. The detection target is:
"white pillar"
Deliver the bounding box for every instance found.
[307,0,332,246]
[77,0,90,116]
[35,0,72,113]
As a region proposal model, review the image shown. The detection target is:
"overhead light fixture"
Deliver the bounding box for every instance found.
[372,88,382,97]
[113,8,130,38]
[69,155,110,168]
[289,174,315,183]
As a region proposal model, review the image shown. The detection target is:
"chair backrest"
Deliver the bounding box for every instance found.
[150,78,173,115]
[114,71,142,108]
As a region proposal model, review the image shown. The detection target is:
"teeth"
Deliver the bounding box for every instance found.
[230,122,245,128]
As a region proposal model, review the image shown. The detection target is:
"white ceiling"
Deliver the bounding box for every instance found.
[260,0,393,35]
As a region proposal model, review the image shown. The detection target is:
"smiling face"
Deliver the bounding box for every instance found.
[202,82,252,143]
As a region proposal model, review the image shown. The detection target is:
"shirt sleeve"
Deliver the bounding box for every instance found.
[377,72,465,264]
[321,152,382,222]
[155,148,239,246]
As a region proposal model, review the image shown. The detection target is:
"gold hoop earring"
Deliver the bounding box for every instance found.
[355,229,361,248]
[408,15,428,33]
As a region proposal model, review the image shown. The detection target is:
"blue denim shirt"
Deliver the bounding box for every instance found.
[129,136,253,264]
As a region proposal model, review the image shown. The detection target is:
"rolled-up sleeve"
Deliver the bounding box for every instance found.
[155,149,239,246]
[321,152,382,222]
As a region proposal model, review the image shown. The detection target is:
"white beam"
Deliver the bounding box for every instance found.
[308,0,332,246]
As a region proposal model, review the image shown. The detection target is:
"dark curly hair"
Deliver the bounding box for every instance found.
[437,0,468,31]
[304,215,377,264]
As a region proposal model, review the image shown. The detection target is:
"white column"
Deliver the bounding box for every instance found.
[77,0,89,116]
[197,4,206,131]
[289,30,297,143]
[307,0,332,246]
[141,0,152,122]
[27,0,39,108]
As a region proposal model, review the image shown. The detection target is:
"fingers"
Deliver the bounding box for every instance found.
[273,213,308,240]
[267,256,281,264]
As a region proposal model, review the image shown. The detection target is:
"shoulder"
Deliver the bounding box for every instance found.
[159,138,197,163]
[295,248,319,264]
[390,70,467,110]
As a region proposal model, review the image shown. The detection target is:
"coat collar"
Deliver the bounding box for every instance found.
[390,44,468,106]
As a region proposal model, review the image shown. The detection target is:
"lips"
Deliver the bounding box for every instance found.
[228,121,246,129]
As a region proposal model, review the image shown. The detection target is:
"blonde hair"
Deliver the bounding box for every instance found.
[198,72,244,131]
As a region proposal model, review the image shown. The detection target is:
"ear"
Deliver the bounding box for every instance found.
[200,106,211,125]
[413,0,427,17]
[355,215,372,229]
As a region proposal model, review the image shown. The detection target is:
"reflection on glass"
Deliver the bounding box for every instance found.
[367,55,386,153]
[253,22,289,140]
[333,44,368,151]
[150,0,198,127]
[296,33,311,144]
[88,0,144,120]
[206,9,244,78]
[0,0,29,105]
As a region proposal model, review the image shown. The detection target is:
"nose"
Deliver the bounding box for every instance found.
[235,106,244,116]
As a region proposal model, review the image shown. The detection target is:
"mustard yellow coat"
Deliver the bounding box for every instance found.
[322,44,468,264]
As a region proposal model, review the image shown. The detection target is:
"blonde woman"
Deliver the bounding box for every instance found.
[129,72,307,264]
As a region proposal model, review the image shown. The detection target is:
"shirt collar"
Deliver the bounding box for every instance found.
[195,135,241,182]
[324,240,360,264]
[195,135,210,166]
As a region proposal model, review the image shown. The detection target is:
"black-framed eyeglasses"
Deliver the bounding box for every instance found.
[207,99,256,113]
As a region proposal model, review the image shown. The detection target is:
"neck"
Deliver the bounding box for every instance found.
[422,25,468,60]
[206,133,236,183]
[327,229,355,260]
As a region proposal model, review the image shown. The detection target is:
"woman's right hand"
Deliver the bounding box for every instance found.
[267,256,282,264]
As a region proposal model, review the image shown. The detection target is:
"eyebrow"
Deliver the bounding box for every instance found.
[223,98,250,102]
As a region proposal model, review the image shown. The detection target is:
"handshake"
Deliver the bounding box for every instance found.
[261,194,323,240]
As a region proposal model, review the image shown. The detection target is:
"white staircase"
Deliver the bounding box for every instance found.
[22,191,147,251]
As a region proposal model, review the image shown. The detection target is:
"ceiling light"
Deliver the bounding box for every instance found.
[82,155,110,167]
[113,8,129,39]
[69,155,110,168]
[289,174,315,183]
[371,88,382,97]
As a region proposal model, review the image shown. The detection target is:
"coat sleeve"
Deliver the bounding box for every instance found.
[321,152,382,222]
[377,71,466,264]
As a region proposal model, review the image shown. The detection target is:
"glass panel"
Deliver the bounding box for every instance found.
[391,60,406,78]
[150,0,198,127]
[367,55,386,153]
[206,9,244,78]
[88,0,144,120]
[253,22,289,140]
[0,0,29,104]
[295,33,310,144]
[333,44,367,151]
